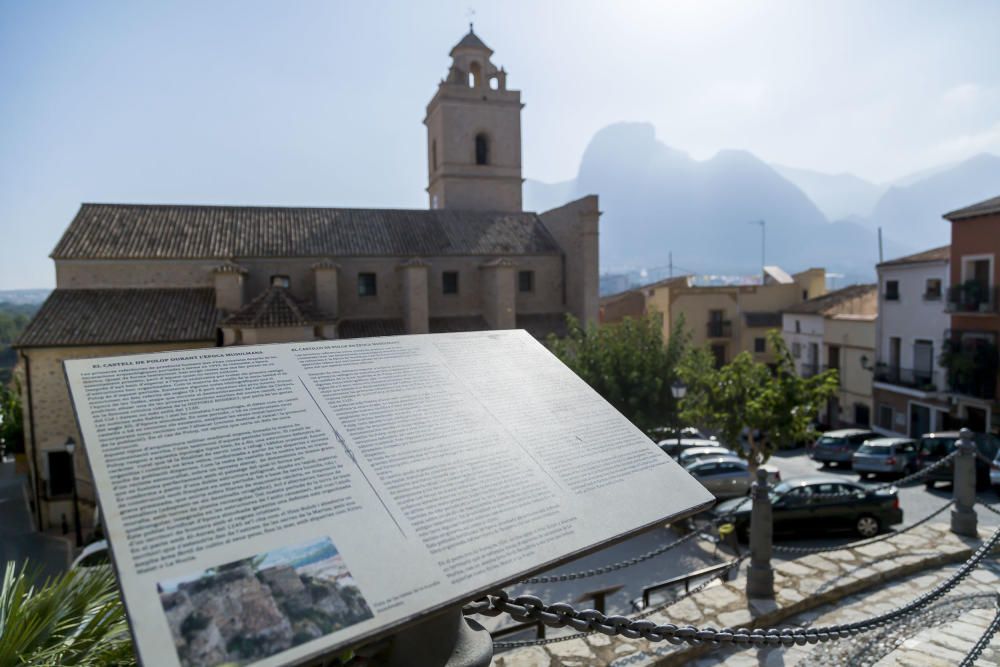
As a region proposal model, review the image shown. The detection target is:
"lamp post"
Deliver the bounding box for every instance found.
[670,380,687,452]
[64,436,83,547]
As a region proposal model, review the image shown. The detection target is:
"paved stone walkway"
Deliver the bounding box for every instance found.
[491,523,988,666]
[0,458,71,580]
[688,561,1000,666]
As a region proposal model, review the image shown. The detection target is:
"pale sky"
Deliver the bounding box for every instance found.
[2,0,999,289]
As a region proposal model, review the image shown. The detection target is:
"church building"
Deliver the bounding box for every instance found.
[14,28,601,535]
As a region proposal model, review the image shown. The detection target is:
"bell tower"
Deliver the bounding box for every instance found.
[425,26,523,212]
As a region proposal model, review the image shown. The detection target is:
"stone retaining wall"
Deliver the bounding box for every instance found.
[492,523,981,666]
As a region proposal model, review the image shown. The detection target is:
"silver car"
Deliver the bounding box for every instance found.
[677,445,736,467]
[685,457,781,499]
[657,437,720,458]
[810,429,877,465]
[991,451,1000,494]
[852,438,918,478]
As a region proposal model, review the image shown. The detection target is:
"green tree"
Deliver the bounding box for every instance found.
[678,330,838,471]
[548,313,688,437]
[0,561,136,666]
[0,381,24,457]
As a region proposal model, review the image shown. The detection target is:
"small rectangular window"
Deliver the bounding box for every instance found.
[885,280,899,301]
[358,272,377,297]
[754,337,766,353]
[878,405,894,430]
[442,271,459,295]
[792,342,801,358]
[924,278,942,300]
[518,270,534,293]
[270,274,290,288]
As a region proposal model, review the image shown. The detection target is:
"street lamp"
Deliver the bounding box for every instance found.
[64,436,83,547]
[670,380,687,452]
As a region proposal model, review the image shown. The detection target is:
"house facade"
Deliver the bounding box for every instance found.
[871,246,951,437]
[782,284,878,428]
[14,28,601,535]
[601,266,826,366]
[942,195,1000,435]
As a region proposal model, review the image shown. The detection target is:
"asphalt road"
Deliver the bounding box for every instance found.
[0,457,72,581]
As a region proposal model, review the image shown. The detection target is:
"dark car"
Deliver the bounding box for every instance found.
[809,429,878,466]
[917,431,1000,489]
[711,476,903,541]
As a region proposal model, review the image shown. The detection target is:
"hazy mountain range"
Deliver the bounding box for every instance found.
[524,122,1000,284]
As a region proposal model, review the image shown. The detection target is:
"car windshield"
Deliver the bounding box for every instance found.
[816,436,845,446]
[858,443,892,454]
[919,437,956,456]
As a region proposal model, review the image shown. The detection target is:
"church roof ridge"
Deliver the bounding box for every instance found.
[450,25,493,55]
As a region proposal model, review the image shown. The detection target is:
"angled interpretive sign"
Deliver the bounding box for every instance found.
[64,330,714,667]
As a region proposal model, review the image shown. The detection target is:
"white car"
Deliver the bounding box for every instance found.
[658,437,721,458]
[677,445,739,467]
[71,540,110,570]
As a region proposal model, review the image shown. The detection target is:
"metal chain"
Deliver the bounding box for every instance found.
[772,500,955,555]
[468,524,1000,648]
[519,524,713,584]
[806,451,959,500]
[959,594,1000,667]
[979,498,1000,517]
[491,555,748,650]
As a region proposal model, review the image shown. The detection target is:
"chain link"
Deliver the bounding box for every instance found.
[469,524,1000,648]
[490,555,748,650]
[519,524,713,584]
[979,498,1000,517]
[772,500,955,555]
[959,594,1000,667]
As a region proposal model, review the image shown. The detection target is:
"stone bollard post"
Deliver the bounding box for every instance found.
[951,427,978,537]
[746,468,774,599]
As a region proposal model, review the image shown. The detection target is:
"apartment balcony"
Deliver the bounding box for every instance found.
[873,364,941,392]
[946,283,999,314]
[941,331,998,400]
[706,320,732,338]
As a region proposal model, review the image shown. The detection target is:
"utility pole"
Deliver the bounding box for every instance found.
[748,220,765,282]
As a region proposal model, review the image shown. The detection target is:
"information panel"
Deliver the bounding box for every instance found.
[64,330,714,667]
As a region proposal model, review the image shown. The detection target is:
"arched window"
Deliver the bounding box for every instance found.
[475,133,489,165]
[469,61,482,88]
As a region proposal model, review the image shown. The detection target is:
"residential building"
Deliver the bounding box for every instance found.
[782,284,878,428]
[601,266,826,366]
[941,195,1000,435]
[871,246,951,437]
[14,28,601,534]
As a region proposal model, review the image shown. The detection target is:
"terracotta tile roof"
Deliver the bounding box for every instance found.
[784,284,877,316]
[222,286,328,327]
[877,245,950,267]
[52,204,561,260]
[15,289,219,347]
[743,312,782,328]
[338,319,406,339]
[429,316,489,333]
[944,195,1000,221]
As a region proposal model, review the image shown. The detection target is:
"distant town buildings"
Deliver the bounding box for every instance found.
[13,28,600,534]
[602,266,826,366]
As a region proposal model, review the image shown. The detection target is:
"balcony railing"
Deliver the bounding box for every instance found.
[706,320,732,338]
[942,331,998,400]
[947,283,999,314]
[873,364,941,392]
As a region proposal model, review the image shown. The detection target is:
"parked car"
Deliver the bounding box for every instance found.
[711,476,903,540]
[71,539,110,570]
[685,457,780,499]
[917,431,1000,489]
[658,437,723,458]
[650,426,709,442]
[677,445,738,467]
[809,429,878,467]
[852,437,919,478]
